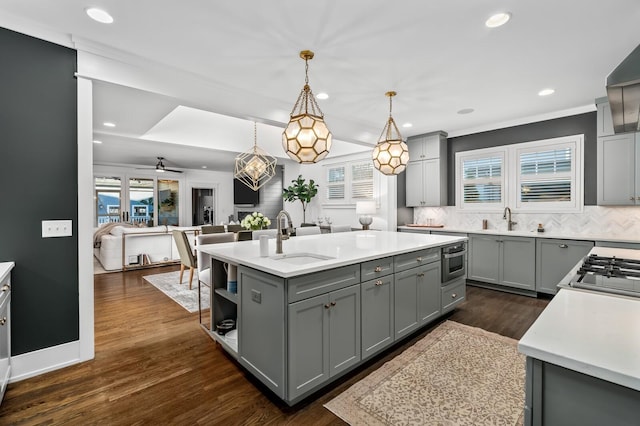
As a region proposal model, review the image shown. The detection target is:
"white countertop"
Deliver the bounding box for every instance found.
[0,262,14,283]
[198,230,466,278]
[398,225,640,244]
[518,287,640,391]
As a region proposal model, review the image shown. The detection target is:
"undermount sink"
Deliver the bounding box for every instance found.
[270,252,335,265]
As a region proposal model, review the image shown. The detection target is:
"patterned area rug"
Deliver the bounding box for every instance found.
[325,321,525,426]
[142,270,209,313]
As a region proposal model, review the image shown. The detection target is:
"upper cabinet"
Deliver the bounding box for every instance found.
[597,132,640,205]
[596,97,614,137]
[596,98,640,205]
[406,131,448,207]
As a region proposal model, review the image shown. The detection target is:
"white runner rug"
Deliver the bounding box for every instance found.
[142,270,209,313]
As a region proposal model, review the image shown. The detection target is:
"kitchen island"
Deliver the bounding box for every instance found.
[198,230,467,404]
[518,247,640,425]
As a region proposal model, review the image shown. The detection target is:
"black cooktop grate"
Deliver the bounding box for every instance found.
[576,254,640,281]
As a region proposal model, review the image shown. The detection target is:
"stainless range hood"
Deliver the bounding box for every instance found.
[606,43,640,134]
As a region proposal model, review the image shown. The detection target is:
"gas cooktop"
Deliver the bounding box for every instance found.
[563,253,640,297]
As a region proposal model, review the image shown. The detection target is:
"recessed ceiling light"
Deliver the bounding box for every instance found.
[103,122,116,127]
[316,92,329,100]
[538,88,555,96]
[86,8,114,24]
[201,166,207,169]
[485,12,511,28]
[402,123,413,128]
[93,140,102,144]
[457,108,475,115]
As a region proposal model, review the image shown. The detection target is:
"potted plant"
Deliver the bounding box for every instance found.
[240,212,271,230]
[282,175,318,225]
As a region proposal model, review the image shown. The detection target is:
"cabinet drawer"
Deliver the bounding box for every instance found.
[394,247,440,273]
[288,265,360,303]
[361,257,394,280]
[441,279,465,313]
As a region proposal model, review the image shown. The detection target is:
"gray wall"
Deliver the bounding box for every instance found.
[0,27,79,355]
[235,165,284,226]
[446,112,597,206]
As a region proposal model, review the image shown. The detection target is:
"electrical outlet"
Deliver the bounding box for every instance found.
[251,289,261,303]
[41,220,73,238]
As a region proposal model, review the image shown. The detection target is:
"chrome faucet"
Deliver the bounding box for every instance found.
[503,207,517,231]
[275,210,294,254]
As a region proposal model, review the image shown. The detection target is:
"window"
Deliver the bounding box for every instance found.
[456,134,583,212]
[456,149,505,211]
[515,138,580,211]
[324,160,374,205]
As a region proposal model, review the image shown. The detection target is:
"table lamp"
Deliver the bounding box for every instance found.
[356,201,376,230]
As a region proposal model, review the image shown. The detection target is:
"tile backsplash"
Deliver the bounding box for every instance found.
[414,206,640,236]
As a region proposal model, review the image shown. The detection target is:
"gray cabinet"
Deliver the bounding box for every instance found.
[361,275,394,360]
[238,267,286,398]
[597,132,640,205]
[441,277,465,314]
[525,357,640,426]
[288,283,360,401]
[394,260,441,339]
[536,239,594,294]
[468,235,501,284]
[406,131,448,207]
[596,97,614,137]
[468,234,536,291]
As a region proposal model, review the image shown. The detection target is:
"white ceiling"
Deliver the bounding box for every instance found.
[1,1,639,171]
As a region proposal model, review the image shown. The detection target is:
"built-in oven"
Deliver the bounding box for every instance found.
[442,242,467,284]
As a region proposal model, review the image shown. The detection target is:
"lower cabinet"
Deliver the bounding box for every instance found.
[287,284,361,401]
[361,275,394,360]
[441,277,465,314]
[394,261,441,340]
[469,234,536,291]
[536,239,594,294]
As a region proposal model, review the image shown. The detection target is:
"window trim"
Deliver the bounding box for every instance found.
[455,134,584,213]
[322,159,375,206]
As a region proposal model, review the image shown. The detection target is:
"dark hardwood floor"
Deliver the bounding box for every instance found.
[0,265,550,425]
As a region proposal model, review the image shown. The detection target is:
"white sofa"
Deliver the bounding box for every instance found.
[94,224,200,271]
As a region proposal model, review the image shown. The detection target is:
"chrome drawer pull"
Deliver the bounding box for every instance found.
[0,317,6,325]
[330,301,336,306]
[416,257,423,262]
[324,304,330,309]
[374,266,383,272]
[375,280,384,286]
[559,244,568,248]
[1,284,9,292]
[451,293,457,299]
[417,273,425,277]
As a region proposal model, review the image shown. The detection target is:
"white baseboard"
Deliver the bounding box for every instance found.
[9,340,88,383]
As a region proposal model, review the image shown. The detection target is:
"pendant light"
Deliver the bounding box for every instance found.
[282,50,332,163]
[372,91,409,175]
[234,122,277,191]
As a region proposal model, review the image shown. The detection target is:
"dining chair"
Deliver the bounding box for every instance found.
[330,224,352,233]
[201,225,225,234]
[172,230,197,289]
[236,230,253,241]
[196,232,235,324]
[295,226,321,236]
[226,224,243,233]
[252,229,278,240]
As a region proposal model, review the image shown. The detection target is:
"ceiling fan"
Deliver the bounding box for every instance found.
[137,157,183,173]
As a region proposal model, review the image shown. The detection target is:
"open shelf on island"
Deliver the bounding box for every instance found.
[214,288,238,304]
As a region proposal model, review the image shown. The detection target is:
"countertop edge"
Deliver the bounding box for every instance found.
[517,341,640,392]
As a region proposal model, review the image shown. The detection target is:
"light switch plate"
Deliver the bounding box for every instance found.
[42,220,73,238]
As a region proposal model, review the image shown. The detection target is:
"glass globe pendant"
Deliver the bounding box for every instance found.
[282,50,332,163]
[372,91,409,175]
[234,122,277,191]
